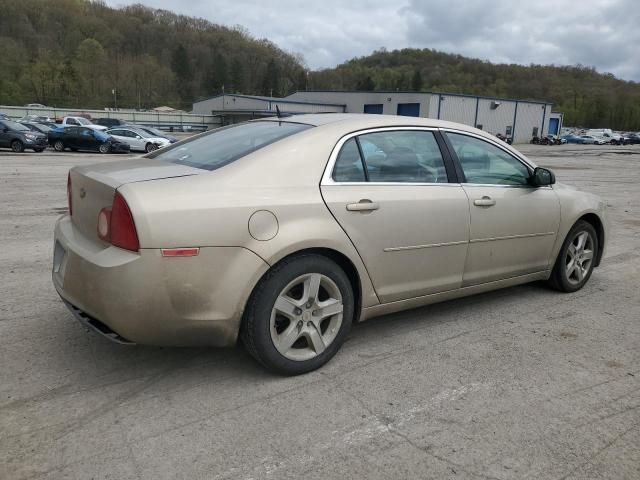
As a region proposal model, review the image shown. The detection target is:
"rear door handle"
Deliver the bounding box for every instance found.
[346,200,379,212]
[473,196,496,207]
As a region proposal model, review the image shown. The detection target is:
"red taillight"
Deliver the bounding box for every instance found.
[67,173,72,216]
[96,192,139,252]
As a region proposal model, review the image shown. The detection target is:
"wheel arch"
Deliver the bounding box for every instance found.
[578,213,605,267]
[248,247,365,324]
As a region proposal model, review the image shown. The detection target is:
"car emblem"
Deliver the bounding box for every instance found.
[79,188,86,199]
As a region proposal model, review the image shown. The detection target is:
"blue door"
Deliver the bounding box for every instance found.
[548,118,559,135]
[397,103,420,117]
[364,104,383,114]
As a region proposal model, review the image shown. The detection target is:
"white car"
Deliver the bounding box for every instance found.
[580,135,606,145]
[105,127,171,153]
[60,116,108,131]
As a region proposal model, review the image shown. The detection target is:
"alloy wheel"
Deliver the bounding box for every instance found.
[270,273,344,362]
[565,231,594,285]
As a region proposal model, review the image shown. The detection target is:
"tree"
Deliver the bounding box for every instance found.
[261,59,280,96]
[74,38,107,104]
[356,75,375,91]
[411,69,423,91]
[207,53,227,93]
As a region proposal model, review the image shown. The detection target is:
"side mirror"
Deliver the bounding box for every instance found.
[530,167,555,186]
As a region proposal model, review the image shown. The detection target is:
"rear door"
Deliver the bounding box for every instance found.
[443,130,560,286]
[321,128,470,303]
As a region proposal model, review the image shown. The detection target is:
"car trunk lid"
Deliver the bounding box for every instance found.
[69,158,201,242]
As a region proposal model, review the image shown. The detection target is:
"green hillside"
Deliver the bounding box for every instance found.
[1,1,639,129]
[308,48,640,130]
[0,0,306,110]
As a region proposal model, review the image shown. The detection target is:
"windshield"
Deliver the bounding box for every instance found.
[76,117,91,125]
[2,120,30,131]
[153,121,312,171]
[144,127,165,137]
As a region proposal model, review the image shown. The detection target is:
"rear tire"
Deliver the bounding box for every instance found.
[53,140,65,152]
[11,140,24,153]
[548,220,598,292]
[241,254,354,375]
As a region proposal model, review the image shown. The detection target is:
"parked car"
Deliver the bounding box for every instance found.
[0,112,9,120]
[19,114,52,123]
[624,133,640,144]
[586,129,623,145]
[21,122,52,134]
[58,116,108,131]
[137,125,178,143]
[94,118,130,129]
[53,114,608,374]
[561,134,583,144]
[48,126,130,153]
[495,133,513,144]
[548,135,567,145]
[105,127,171,152]
[579,135,606,145]
[25,103,48,108]
[0,119,48,152]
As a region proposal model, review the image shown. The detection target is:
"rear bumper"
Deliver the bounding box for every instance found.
[53,215,269,347]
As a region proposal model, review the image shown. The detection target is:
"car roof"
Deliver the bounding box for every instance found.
[256,113,514,148]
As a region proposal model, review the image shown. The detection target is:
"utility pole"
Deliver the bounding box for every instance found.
[112,88,117,110]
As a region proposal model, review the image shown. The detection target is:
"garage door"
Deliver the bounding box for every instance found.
[397,103,420,117]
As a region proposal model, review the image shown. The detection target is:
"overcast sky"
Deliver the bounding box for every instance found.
[106,0,640,81]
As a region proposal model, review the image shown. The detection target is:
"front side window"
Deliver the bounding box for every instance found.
[446,132,530,185]
[154,121,312,171]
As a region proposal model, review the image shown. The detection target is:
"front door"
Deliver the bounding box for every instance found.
[321,129,470,303]
[444,131,561,286]
[0,121,10,147]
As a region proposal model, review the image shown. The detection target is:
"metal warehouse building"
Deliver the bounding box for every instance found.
[192,91,562,143]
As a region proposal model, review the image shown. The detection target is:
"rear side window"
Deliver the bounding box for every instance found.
[153,121,312,171]
[333,138,366,182]
[331,130,448,183]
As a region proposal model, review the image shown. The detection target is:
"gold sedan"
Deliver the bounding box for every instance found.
[53,114,608,374]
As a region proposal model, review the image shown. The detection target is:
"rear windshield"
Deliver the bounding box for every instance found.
[152,121,312,171]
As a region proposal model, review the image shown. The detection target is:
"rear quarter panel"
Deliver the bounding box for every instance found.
[120,125,381,309]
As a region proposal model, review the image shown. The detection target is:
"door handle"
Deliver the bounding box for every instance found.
[346,200,379,212]
[473,196,496,207]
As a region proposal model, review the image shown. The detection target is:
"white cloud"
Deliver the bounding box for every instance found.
[104,0,640,80]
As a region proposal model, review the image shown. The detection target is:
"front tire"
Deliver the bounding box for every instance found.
[145,143,157,153]
[548,220,598,292]
[99,143,110,154]
[11,140,24,153]
[241,254,354,375]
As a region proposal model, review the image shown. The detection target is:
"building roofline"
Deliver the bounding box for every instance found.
[287,90,552,106]
[193,93,346,108]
